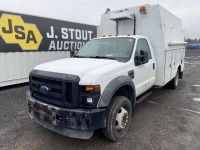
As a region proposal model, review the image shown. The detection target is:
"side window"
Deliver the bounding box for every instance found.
[135,39,152,59]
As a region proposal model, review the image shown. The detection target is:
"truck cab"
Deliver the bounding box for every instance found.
[74,35,156,98]
[27,4,186,141]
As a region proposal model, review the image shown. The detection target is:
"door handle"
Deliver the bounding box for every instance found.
[153,63,155,70]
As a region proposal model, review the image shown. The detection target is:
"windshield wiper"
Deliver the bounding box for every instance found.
[89,56,117,60]
[74,55,117,60]
[73,55,88,58]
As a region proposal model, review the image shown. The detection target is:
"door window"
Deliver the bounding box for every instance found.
[135,39,152,59]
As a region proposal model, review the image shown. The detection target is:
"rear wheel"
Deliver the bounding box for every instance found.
[169,70,179,89]
[103,96,132,142]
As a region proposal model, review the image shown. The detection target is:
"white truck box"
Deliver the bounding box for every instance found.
[99,4,186,86]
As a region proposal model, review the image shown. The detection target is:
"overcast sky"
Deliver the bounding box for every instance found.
[0,0,199,38]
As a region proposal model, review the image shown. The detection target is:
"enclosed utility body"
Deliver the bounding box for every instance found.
[27,4,186,141]
[100,4,186,86]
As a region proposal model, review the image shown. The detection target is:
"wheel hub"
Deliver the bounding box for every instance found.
[116,107,128,130]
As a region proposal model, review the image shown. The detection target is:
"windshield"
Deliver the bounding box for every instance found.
[74,38,135,62]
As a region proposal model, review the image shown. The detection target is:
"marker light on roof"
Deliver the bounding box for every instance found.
[140,6,146,13]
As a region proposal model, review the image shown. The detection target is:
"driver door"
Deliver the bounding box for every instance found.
[133,38,156,97]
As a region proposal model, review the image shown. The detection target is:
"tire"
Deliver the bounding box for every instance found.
[103,96,132,142]
[169,70,179,89]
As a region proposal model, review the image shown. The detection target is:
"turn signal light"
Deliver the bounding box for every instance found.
[85,85,101,93]
[86,86,94,92]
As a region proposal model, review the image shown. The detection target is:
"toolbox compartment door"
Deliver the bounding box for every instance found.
[164,50,173,83]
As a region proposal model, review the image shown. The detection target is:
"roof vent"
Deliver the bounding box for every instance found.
[109,11,133,21]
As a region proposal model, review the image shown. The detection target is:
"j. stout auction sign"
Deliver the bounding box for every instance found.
[0,11,97,52]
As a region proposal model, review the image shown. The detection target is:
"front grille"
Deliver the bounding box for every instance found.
[29,70,80,108]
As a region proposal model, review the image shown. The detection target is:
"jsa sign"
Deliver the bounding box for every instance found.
[0,11,97,52]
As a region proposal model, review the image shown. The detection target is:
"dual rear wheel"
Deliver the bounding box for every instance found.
[169,70,180,89]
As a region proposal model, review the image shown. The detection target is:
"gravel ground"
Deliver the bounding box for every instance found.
[0,49,200,150]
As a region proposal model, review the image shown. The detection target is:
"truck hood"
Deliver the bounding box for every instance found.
[34,58,120,84]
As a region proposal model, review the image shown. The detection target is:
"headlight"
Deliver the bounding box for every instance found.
[79,85,101,108]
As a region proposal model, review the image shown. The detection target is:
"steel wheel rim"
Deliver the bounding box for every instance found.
[115,107,129,131]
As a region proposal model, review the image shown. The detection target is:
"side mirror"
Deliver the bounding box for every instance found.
[140,50,149,64]
[134,55,142,66]
[71,50,79,57]
[134,50,149,66]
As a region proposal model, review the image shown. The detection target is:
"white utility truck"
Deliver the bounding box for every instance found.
[27,4,186,141]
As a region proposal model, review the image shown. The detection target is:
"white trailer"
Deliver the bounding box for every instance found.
[0,52,70,87]
[99,4,186,86]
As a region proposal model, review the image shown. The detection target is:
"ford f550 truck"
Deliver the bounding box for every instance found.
[27,4,186,141]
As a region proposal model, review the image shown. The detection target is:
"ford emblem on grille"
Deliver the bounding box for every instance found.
[40,86,49,94]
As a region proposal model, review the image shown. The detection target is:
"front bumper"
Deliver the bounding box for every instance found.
[27,92,106,139]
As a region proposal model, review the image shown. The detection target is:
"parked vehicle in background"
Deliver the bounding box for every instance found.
[186,44,200,49]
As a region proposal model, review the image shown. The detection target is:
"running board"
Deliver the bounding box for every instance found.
[136,91,152,104]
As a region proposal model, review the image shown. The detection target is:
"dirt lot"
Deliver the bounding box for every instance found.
[0,49,200,150]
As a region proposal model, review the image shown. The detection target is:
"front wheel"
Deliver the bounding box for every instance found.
[103,96,132,142]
